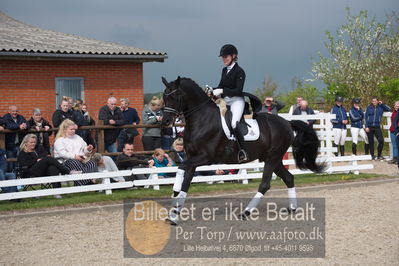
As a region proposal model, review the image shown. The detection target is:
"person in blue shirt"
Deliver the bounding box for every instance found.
[118,98,140,152]
[148,148,175,178]
[364,97,391,160]
[330,96,348,156]
[349,98,369,155]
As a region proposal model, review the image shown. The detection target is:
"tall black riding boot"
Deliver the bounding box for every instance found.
[339,145,345,156]
[333,143,338,156]
[364,143,370,155]
[352,143,357,155]
[233,126,249,163]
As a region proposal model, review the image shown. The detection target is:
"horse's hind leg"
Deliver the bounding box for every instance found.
[274,162,297,211]
[240,159,279,219]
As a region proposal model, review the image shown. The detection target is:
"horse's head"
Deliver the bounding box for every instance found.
[161,76,186,126]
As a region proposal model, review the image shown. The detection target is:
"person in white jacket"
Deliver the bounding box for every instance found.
[54,119,97,185]
[91,153,125,183]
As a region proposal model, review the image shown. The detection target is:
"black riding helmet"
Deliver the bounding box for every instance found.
[352,97,361,104]
[335,95,344,102]
[219,44,238,57]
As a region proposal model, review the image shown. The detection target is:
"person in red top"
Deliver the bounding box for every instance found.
[388,101,399,163]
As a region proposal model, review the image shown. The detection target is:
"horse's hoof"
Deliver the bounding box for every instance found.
[165,217,179,226]
[239,210,251,220]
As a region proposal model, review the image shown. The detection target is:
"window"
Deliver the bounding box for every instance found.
[55,77,84,108]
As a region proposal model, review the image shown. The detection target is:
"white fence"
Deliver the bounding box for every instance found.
[1,112,379,201]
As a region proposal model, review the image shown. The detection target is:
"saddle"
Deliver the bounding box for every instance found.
[216,99,260,141]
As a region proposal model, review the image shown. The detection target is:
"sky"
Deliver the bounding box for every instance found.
[1,0,397,94]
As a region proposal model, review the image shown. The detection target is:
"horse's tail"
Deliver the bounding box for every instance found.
[289,120,325,173]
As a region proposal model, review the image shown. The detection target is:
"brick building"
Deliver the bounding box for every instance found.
[0,12,167,149]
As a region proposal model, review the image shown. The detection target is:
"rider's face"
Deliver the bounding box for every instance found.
[222,55,234,66]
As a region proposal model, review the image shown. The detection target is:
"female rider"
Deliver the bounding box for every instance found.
[212,44,248,162]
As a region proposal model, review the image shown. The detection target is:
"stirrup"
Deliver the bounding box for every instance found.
[238,149,249,163]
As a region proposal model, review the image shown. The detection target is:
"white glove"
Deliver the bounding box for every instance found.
[213,88,223,97]
[205,85,213,95]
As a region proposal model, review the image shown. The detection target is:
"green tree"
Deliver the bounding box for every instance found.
[278,84,321,112]
[312,8,399,107]
[254,75,278,101]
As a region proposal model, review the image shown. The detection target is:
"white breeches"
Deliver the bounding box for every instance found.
[225,96,245,129]
[350,127,369,144]
[333,128,347,145]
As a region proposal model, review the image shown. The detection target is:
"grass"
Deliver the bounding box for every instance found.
[0,172,391,212]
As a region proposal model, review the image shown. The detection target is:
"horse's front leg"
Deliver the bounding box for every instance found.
[167,154,209,225]
[167,166,196,225]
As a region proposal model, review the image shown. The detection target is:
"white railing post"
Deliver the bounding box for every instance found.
[319,116,326,156]
[325,113,334,172]
[104,177,112,195]
[239,168,248,184]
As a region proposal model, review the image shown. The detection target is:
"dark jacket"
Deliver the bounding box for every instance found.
[330,105,348,129]
[0,149,7,172]
[3,113,27,150]
[260,100,285,115]
[52,109,84,128]
[216,63,245,97]
[121,107,140,137]
[349,107,365,129]
[116,153,149,170]
[168,149,187,166]
[365,104,391,128]
[17,147,47,177]
[26,117,52,154]
[292,106,316,126]
[98,106,125,146]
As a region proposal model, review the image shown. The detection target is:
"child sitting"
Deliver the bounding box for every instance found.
[148,148,175,177]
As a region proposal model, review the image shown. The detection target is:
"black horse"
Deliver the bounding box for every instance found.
[161,76,324,224]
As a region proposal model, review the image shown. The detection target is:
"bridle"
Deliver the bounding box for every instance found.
[163,86,211,119]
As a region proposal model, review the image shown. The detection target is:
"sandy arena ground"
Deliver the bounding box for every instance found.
[0,174,398,265]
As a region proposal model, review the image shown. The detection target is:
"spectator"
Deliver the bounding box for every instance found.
[53,119,97,186]
[91,153,125,183]
[81,104,96,126]
[118,98,140,152]
[349,98,369,156]
[365,97,391,160]
[52,97,88,143]
[18,134,71,197]
[116,143,150,181]
[80,103,97,148]
[259,96,285,114]
[388,101,399,163]
[168,138,186,166]
[52,98,84,128]
[148,148,175,177]
[142,96,162,151]
[330,96,348,156]
[26,108,52,154]
[172,116,185,139]
[168,138,230,177]
[3,105,27,171]
[0,148,17,194]
[292,100,316,127]
[288,96,304,115]
[98,97,125,153]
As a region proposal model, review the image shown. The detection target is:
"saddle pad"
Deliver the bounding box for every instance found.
[221,115,260,141]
